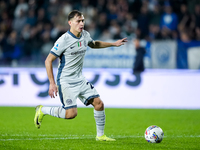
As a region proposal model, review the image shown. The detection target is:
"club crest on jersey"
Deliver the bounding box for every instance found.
[66,99,72,105]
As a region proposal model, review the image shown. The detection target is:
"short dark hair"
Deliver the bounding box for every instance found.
[68,10,82,21]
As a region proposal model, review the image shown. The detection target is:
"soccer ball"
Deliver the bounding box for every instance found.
[145,125,164,143]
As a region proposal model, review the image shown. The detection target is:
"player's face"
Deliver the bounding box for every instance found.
[69,15,85,34]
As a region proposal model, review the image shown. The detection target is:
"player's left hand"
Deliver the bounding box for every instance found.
[114,38,128,47]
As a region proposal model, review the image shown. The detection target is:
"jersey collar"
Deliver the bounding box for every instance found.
[67,30,82,39]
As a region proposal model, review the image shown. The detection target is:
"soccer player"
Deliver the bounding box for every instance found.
[34,10,127,141]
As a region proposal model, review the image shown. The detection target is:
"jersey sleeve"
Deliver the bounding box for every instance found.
[50,40,65,57]
[85,31,94,45]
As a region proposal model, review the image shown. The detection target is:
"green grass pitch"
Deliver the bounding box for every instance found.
[0,107,199,150]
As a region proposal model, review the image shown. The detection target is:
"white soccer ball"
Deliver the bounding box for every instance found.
[144,125,164,143]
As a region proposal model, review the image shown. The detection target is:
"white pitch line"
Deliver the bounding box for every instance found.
[0,137,92,141]
[0,134,94,137]
[0,135,200,141]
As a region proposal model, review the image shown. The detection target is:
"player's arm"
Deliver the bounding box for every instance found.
[88,38,127,49]
[45,53,58,98]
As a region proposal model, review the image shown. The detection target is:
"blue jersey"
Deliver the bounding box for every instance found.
[50,30,93,85]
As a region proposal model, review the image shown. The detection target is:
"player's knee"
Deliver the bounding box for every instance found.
[65,109,77,119]
[94,99,104,111]
[67,114,77,119]
[99,100,104,110]
[65,112,77,119]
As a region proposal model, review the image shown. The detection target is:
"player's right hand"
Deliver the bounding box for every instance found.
[49,83,58,98]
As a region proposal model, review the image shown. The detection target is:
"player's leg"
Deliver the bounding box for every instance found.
[34,106,77,128]
[79,80,115,141]
[34,83,78,128]
[41,106,77,119]
[88,97,115,141]
[88,97,104,137]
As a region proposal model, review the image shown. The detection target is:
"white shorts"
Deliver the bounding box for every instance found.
[58,78,99,109]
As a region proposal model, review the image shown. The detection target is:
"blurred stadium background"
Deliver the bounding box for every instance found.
[0,0,200,109]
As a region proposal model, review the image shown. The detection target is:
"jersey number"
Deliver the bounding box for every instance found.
[87,82,94,89]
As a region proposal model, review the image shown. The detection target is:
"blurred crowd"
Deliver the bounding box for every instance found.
[0,0,200,66]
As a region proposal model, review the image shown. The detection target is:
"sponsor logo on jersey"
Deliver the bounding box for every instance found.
[71,50,86,55]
